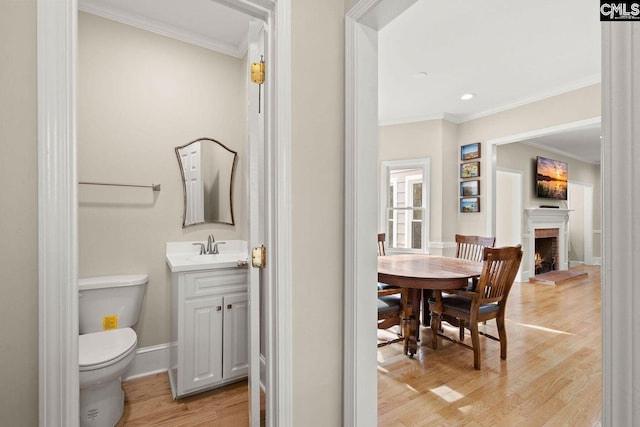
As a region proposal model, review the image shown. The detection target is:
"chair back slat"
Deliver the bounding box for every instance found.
[455,234,496,262]
[475,245,523,302]
[378,233,386,256]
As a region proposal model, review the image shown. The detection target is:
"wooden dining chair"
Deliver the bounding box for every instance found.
[428,245,522,369]
[377,233,406,347]
[423,234,496,330]
[455,234,496,263]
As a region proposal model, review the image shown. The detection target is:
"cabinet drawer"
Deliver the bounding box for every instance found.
[183,270,247,298]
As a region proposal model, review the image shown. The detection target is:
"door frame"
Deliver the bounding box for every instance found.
[567,181,595,265]
[37,0,292,425]
[345,1,631,425]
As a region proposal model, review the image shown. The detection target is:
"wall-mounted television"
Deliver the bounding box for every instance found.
[536,156,568,200]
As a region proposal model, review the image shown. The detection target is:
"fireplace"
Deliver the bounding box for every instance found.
[525,208,571,279]
[534,228,559,274]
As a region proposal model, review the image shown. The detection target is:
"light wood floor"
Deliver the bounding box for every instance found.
[117,375,249,426]
[378,264,601,426]
[119,265,601,426]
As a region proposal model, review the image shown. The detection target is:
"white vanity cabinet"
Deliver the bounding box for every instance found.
[169,268,248,398]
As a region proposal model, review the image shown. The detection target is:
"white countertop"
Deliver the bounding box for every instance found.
[166,240,249,272]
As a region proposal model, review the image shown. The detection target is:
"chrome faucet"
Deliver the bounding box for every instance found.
[206,234,215,254]
[192,242,206,255]
[211,241,226,254]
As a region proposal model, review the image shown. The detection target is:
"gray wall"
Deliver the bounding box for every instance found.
[378,84,601,258]
[0,1,38,424]
[78,12,247,348]
[496,142,601,260]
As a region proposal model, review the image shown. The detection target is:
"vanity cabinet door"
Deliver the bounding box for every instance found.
[223,293,249,381]
[181,295,224,393]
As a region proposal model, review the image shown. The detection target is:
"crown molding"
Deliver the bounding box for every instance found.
[78,3,248,58]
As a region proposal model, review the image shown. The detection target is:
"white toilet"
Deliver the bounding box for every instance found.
[78,274,148,427]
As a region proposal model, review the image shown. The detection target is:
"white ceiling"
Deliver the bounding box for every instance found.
[79,0,602,164]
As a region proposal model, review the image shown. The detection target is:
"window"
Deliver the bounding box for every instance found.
[380,159,430,253]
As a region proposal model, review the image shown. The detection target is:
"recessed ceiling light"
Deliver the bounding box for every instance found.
[461,93,475,101]
[412,71,429,79]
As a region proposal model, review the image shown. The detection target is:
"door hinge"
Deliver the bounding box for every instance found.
[251,245,266,268]
[251,55,265,113]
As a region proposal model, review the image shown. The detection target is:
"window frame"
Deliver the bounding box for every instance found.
[380,158,430,254]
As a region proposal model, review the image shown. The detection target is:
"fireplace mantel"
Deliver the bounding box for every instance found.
[524,208,572,278]
[525,207,571,216]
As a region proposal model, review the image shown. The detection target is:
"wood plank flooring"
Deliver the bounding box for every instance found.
[118,265,601,426]
[378,265,601,426]
[117,376,249,426]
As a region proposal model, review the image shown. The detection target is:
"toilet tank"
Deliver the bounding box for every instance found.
[78,274,148,334]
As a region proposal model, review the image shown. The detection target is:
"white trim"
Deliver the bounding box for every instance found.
[123,343,171,381]
[524,208,571,280]
[344,1,417,426]
[428,241,456,250]
[272,2,293,425]
[344,12,379,427]
[38,0,79,425]
[378,112,457,126]
[601,22,640,426]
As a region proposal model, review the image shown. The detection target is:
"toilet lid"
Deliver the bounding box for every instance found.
[79,328,137,369]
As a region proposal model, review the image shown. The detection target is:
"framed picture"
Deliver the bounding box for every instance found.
[460,161,480,178]
[460,180,480,196]
[460,197,480,213]
[461,142,481,160]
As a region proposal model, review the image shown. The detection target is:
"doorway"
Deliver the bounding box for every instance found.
[568,181,595,266]
[37,1,292,426]
[345,1,612,426]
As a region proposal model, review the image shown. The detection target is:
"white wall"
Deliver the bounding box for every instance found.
[78,12,247,347]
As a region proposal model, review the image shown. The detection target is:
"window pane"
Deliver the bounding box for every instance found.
[413,183,422,207]
[412,222,422,249]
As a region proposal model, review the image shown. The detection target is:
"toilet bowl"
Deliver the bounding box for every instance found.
[79,328,137,426]
[78,274,147,427]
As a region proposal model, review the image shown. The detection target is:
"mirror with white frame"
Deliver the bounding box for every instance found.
[175,137,238,227]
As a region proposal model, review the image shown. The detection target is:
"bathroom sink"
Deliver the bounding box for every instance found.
[165,241,249,272]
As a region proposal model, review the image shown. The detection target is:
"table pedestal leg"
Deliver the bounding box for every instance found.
[430,291,443,350]
[403,288,422,357]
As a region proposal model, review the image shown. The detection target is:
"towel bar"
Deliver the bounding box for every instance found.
[79,181,161,192]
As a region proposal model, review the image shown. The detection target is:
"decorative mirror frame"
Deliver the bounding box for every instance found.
[175,137,238,227]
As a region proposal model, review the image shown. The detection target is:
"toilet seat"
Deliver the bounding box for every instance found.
[79,328,137,371]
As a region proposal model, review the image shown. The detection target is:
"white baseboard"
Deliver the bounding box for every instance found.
[123,342,170,381]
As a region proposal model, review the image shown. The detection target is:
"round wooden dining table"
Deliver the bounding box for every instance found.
[378,254,482,357]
